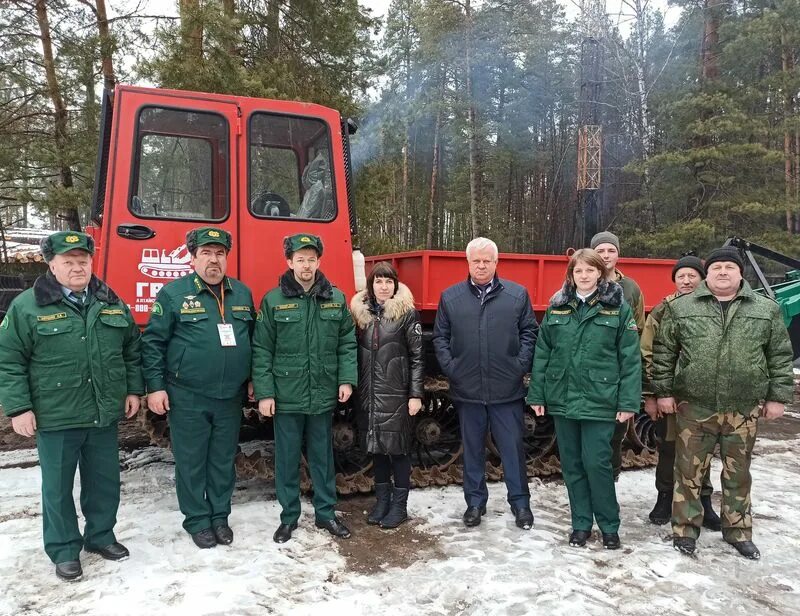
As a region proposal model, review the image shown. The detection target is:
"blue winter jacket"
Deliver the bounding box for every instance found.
[432,276,538,404]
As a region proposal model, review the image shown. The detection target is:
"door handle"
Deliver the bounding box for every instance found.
[117,224,156,240]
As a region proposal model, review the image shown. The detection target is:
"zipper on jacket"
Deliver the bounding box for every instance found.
[368,314,380,440]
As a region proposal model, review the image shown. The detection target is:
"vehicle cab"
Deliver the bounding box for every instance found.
[87,85,359,322]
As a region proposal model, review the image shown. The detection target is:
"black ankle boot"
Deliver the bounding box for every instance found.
[380,487,409,529]
[368,482,392,525]
[649,491,672,525]
[701,495,722,532]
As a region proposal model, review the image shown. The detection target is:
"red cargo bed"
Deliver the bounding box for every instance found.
[365,250,677,317]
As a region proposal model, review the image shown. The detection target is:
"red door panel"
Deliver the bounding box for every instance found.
[98,86,240,324]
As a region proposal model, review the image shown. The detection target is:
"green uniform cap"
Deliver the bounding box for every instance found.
[284,233,323,258]
[40,231,95,262]
[186,226,232,253]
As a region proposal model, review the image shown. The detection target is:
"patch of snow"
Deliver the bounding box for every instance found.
[1,439,799,616]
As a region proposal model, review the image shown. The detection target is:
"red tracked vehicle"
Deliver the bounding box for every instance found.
[86,85,677,491]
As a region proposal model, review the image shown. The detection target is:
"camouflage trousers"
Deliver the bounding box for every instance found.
[672,404,759,542]
[654,414,713,496]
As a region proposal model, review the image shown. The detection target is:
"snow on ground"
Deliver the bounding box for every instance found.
[1,436,799,616]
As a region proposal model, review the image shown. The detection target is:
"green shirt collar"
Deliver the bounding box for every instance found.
[192,274,233,293]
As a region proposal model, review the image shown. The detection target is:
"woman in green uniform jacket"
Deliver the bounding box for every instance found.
[527,248,641,550]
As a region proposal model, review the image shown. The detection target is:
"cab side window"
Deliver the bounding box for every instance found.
[131,107,229,221]
[249,113,335,221]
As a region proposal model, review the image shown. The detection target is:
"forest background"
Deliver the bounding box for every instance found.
[2,0,800,259]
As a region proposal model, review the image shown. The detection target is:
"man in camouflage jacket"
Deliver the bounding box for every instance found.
[640,254,720,530]
[653,247,793,559]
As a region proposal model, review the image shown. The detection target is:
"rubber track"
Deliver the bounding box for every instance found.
[139,400,658,495]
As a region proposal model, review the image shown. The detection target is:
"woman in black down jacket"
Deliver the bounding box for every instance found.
[351,261,424,528]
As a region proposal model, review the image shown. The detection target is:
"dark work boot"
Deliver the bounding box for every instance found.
[55,560,82,581]
[191,528,217,549]
[511,506,534,530]
[602,533,621,550]
[569,530,592,547]
[380,487,409,529]
[367,482,392,525]
[85,542,129,561]
[315,517,351,538]
[701,495,722,532]
[462,506,486,528]
[273,522,298,544]
[728,540,760,560]
[213,524,234,545]
[648,491,672,525]
[673,536,696,556]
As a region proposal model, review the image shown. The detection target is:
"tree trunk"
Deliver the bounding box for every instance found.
[267,0,281,55]
[222,0,238,58]
[35,0,81,231]
[465,0,480,238]
[426,71,443,250]
[701,0,721,81]
[179,0,203,62]
[632,0,655,228]
[782,27,794,234]
[94,0,116,90]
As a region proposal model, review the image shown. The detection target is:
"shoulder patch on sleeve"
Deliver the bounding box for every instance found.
[256,310,264,322]
[626,318,638,331]
[0,315,8,329]
[151,302,163,316]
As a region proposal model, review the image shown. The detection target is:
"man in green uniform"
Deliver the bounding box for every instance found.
[0,231,143,581]
[590,231,645,480]
[142,227,255,549]
[653,247,794,559]
[640,254,720,530]
[252,233,357,543]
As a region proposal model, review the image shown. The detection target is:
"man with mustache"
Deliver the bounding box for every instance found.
[142,227,255,549]
[0,231,143,581]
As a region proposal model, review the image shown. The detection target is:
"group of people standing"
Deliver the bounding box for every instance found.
[0,226,792,582]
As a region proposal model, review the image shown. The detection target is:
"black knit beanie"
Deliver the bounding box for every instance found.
[671,255,705,281]
[704,247,744,274]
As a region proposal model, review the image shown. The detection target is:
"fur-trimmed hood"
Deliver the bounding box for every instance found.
[350,282,415,329]
[549,279,623,308]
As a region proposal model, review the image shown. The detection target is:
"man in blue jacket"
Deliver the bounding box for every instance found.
[433,237,538,529]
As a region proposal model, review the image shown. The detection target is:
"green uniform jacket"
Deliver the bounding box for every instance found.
[526,280,642,420]
[640,291,679,393]
[615,269,645,333]
[0,272,144,430]
[652,280,794,414]
[142,274,255,399]
[252,270,357,414]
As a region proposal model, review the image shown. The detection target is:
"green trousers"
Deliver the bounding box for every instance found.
[554,416,620,533]
[672,406,758,542]
[610,420,626,479]
[274,412,336,525]
[167,386,243,534]
[36,424,120,564]
[654,413,713,496]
